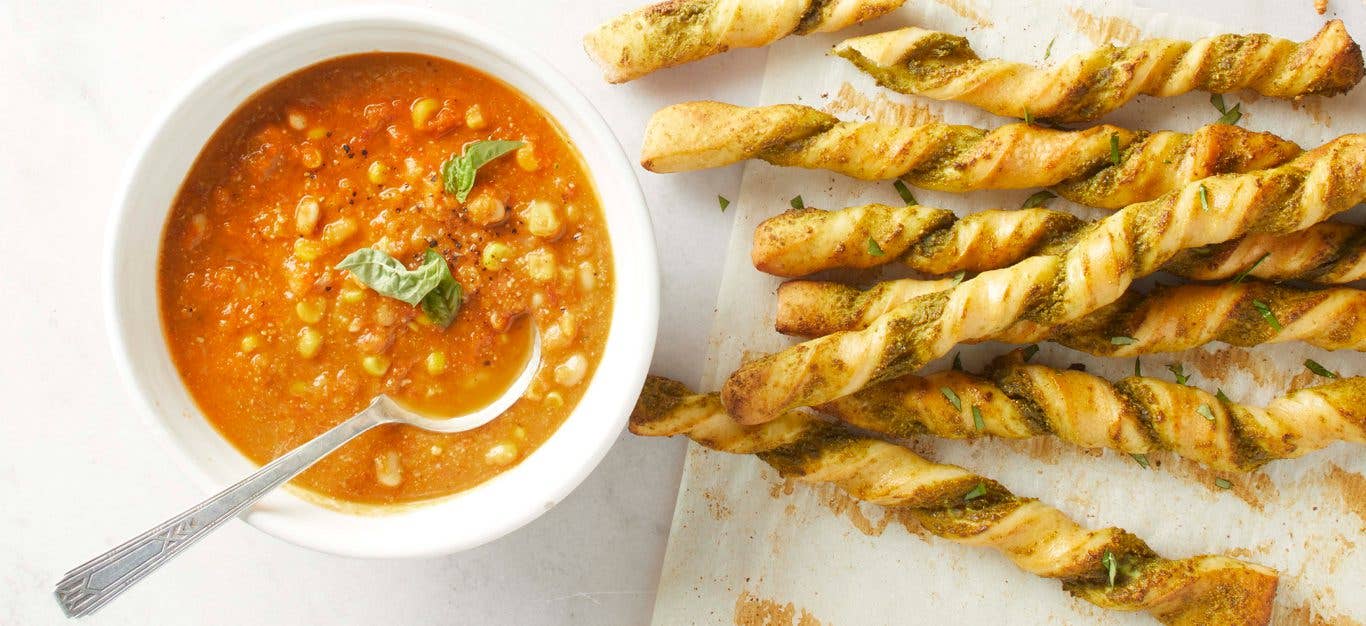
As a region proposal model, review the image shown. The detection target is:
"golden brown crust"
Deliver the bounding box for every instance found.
[583,0,904,83]
[834,21,1365,123]
[721,135,1366,424]
[818,349,1366,472]
[776,278,1366,355]
[632,376,1279,623]
[753,203,1366,282]
[641,102,1302,209]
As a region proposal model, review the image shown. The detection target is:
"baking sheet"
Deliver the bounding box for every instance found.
[651,0,1366,623]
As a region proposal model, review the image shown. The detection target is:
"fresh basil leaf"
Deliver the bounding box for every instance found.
[441,140,525,202]
[1021,190,1056,209]
[335,247,447,306]
[418,249,463,328]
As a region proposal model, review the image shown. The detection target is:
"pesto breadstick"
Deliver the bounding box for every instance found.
[721,135,1366,424]
[818,350,1365,473]
[775,278,1366,355]
[752,204,1365,283]
[584,0,903,83]
[834,21,1364,123]
[633,376,1279,625]
[641,102,1301,209]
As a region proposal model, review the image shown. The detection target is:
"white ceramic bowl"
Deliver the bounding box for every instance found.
[105,7,659,558]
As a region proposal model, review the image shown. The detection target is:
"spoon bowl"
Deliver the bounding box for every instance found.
[56,324,542,618]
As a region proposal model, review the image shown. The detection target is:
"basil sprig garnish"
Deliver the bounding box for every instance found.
[441,140,525,202]
[336,248,463,328]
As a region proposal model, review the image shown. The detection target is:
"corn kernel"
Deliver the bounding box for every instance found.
[484,442,519,466]
[522,199,563,239]
[367,160,388,185]
[339,288,365,304]
[482,242,513,271]
[306,127,328,141]
[544,391,564,408]
[465,104,487,130]
[190,213,209,235]
[295,299,325,324]
[289,381,311,396]
[293,238,324,262]
[374,450,402,487]
[466,193,506,225]
[515,143,540,171]
[295,196,320,236]
[410,97,440,129]
[297,327,322,359]
[240,333,262,353]
[300,146,323,169]
[522,248,556,282]
[513,426,527,440]
[287,111,308,130]
[321,217,358,247]
[362,354,391,376]
[425,351,447,375]
[554,353,587,387]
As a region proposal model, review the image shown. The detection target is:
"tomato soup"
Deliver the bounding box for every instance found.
[158,53,613,505]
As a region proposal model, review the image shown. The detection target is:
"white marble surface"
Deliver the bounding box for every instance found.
[0,1,1356,625]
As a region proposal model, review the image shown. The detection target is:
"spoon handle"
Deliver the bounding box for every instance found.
[55,407,389,618]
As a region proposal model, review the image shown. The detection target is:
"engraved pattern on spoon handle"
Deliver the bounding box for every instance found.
[54,407,391,618]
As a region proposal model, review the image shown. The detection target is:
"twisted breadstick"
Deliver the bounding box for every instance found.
[722,135,1366,424]
[633,377,1279,625]
[818,350,1366,473]
[833,21,1365,123]
[584,0,903,83]
[753,204,1366,283]
[642,102,1302,209]
[777,278,1366,355]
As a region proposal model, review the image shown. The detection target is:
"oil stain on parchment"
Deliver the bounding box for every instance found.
[734,590,826,626]
[825,83,942,127]
[1066,7,1141,46]
[771,477,928,539]
[930,0,993,28]
[1277,602,1364,626]
[1324,464,1366,530]
[1293,97,1334,127]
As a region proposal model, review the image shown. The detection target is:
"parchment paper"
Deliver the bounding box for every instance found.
[651,0,1366,623]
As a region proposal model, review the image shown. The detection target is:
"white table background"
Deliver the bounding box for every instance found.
[0,1,1353,624]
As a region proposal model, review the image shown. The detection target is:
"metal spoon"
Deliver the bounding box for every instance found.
[55,327,541,618]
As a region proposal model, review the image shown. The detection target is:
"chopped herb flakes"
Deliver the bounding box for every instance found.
[1110,336,1137,346]
[1211,94,1243,125]
[972,405,985,431]
[1022,345,1040,361]
[893,180,917,205]
[790,195,804,209]
[1305,359,1339,378]
[1215,388,1232,404]
[1023,108,1034,125]
[1215,478,1233,490]
[1196,404,1216,422]
[1232,252,1270,283]
[1021,190,1056,209]
[1252,300,1282,330]
[940,387,963,411]
[1109,133,1121,165]
[1043,37,1056,61]
[1198,184,1211,212]
[866,237,885,256]
[1167,363,1190,385]
[1133,358,1141,377]
[963,483,987,502]
[1102,551,1117,587]
[718,195,730,211]
[950,271,966,286]
[1131,453,1150,469]
[952,352,963,371]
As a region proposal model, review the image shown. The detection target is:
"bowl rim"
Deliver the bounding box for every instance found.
[104,5,659,558]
